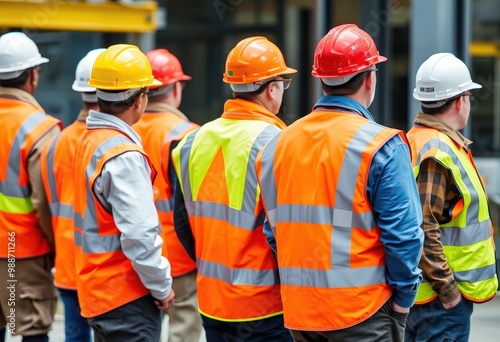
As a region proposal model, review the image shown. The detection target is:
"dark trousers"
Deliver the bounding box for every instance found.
[290,299,407,342]
[87,294,162,342]
[58,288,91,342]
[202,313,293,342]
[405,296,473,342]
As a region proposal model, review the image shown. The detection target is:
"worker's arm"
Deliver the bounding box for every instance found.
[94,151,173,301]
[173,182,196,261]
[415,158,461,307]
[28,125,61,251]
[367,134,424,311]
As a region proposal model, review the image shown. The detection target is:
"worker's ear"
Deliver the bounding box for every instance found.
[134,91,147,110]
[29,67,39,90]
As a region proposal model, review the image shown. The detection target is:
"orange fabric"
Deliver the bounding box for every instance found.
[133,110,199,277]
[73,128,155,317]
[256,110,400,330]
[177,98,284,320]
[40,120,86,289]
[0,97,61,258]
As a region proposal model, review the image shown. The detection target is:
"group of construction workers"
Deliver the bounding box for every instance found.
[0,22,498,342]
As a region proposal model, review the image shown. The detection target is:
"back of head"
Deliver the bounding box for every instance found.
[413,52,481,110]
[72,48,106,103]
[222,36,296,93]
[312,24,386,87]
[146,48,191,98]
[0,32,49,86]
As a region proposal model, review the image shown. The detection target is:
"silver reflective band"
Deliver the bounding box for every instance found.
[96,87,142,101]
[81,92,98,103]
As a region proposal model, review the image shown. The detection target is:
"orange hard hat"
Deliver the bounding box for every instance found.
[312,24,386,80]
[223,36,296,85]
[146,48,191,89]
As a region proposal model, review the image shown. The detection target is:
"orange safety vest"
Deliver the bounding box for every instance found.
[0,97,61,258]
[256,110,403,331]
[40,119,86,289]
[133,109,198,277]
[171,99,286,321]
[73,127,157,317]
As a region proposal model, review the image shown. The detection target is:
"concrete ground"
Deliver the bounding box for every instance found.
[5,294,500,341]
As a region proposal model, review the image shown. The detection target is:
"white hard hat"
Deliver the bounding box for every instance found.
[0,32,49,80]
[72,48,106,92]
[413,53,481,104]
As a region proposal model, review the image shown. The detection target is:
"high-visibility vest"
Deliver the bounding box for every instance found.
[171,99,285,321]
[133,110,198,277]
[73,127,157,318]
[256,110,402,331]
[40,119,86,289]
[407,125,498,304]
[0,97,61,258]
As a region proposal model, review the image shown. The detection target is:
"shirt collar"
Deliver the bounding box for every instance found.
[86,109,143,146]
[413,112,472,149]
[221,98,286,130]
[313,95,375,121]
[0,87,44,111]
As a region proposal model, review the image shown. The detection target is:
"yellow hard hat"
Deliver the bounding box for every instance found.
[88,44,162,90]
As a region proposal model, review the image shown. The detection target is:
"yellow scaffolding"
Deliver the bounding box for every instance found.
[470,41,500,58]
[0,0,157,33]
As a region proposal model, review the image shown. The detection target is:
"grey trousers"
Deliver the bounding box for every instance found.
[163,271,202,342]
[88,294,162,342]
[289,299,407,342]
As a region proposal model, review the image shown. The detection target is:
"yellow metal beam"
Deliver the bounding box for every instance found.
[470,41,500,58]
[0,0,157,33]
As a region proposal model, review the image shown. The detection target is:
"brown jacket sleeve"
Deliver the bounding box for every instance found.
[28,125,61,250]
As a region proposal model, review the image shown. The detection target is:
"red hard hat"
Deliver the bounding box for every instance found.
[146,48,191,89]
[312,24,387,79]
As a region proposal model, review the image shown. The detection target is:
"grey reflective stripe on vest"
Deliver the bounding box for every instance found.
[258,135,279,228]
[0,112,47,198]
[197,258,279,286]
[156,198,174,212]
[185,201,265,231]
[179,126,277,231]
[162,121,195,146]
[45,135,74,219]
[454,264,497,283]
[440,220,492,246]
[178,130,199,202]
[75,135,135,253]
[260,121,386,287]
[416,139,487,236]
[280,264,386,287]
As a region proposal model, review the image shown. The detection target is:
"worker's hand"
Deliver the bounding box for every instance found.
[154,289,175,311]
[392,302,410,314]
[442,293,462,310]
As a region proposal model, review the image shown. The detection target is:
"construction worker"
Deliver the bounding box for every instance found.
[404,53,498,342]
[255,24,424,341]
[40,48,105,342]
[72,44,175,341]
[0,32,61,342]
[171,36,296,341]
[132,48,202,342]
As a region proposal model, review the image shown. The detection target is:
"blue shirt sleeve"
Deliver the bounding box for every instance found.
[263,219,277,254]
[367,134,424,308]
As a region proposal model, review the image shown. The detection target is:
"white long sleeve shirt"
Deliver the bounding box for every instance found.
[87,110,172,300]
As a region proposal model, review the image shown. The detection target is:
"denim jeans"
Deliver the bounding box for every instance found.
[57,288,91,342]
[202,314,292,342]
[405,296,473,342]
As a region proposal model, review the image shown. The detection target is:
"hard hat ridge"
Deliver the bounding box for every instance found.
[0,32,49,80]
[413,52,481,103]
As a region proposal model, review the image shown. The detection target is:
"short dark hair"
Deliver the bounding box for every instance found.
[321,70,371,96]
[97,88,146,116]
[0,68,32,88]
[421,94,462,115]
